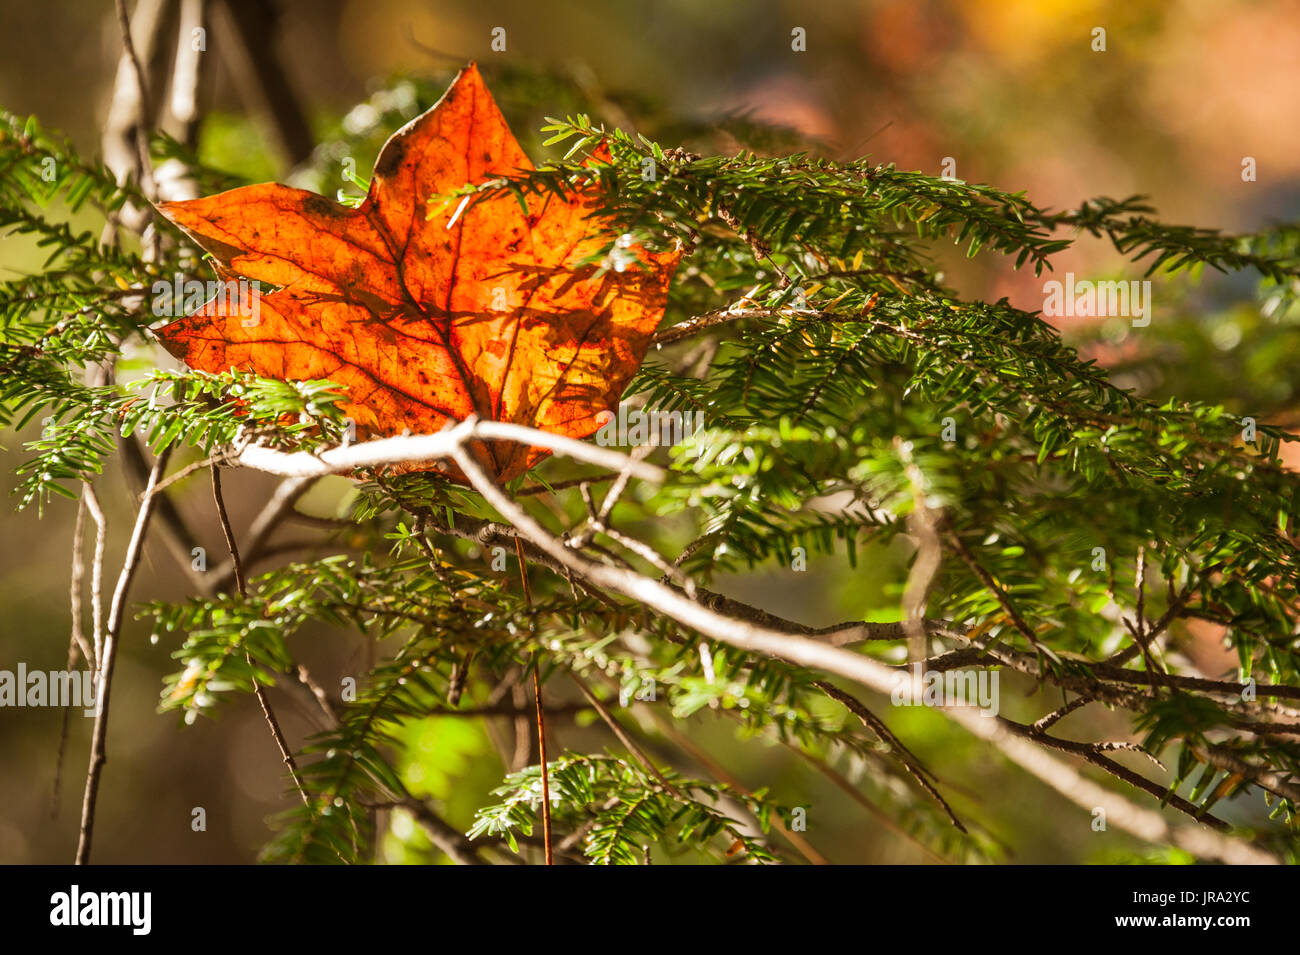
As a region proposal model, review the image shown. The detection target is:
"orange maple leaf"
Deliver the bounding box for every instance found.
[154,63,680,482]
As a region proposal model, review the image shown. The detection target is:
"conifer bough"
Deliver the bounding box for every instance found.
[2,57,1299,865]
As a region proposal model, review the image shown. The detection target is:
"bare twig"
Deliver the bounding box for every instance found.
[650,306,868,346]
[897,439,943,665]
[148,452,228,496]
[1002,718,1231,826]
[104,0,167,201]
[211,465,309,807]
[166,0,206,137]
[295,663,339,725]
[772,737,950,864]
[574,480,695,596]
[112,0,159,251]
[208,0,314,167]
[53,495,95,818]
[82,482,107,666]
[234,418,664,482]
[292,657,487,864]
[1033,694,1094,733]
[945,526,1052,658]
[814,680,965,832]
[1126,545,1163,682]
[76,445,171,864]
[210,466,247,595]
[571,673,681,798]
[637,699,828,864]
[68,494,94,667]
[516,474,613,497]
[1191,744,1300,805]
[207,475,316,589]
[440,509,1300,744]
[444,442,1277,864]
[388,798,486,866]
[122,436,210,593]
[513,535,553,865]
[229,412,1278,864]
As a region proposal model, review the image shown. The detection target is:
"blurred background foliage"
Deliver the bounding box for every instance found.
[1,0,1298,863]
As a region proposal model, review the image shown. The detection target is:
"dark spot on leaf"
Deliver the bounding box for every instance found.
[304,195,336,218]
[375,136,409,178]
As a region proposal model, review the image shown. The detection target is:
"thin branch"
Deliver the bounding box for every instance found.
[391,798,486,866]
[1191,744,1300,805]
[637,699,829,865]
[513,535,553,866]
[515,474,613,497]
[67,493,94,668]
[149,452,227,496]
[53,498,91,821]
[959,712,1276,864]
[1033,694,1094,733]
[234,417,664,482]
[1105,577,1195,666]
[1134,544,1147,637]
[53,495,93,818]
[112,0,159,206]
[575,481,695,596]
[207,475,316,590]
[597,444,651,524]
[571,673,681,798]
[436,510,1298,731]
[81,482,107,666]
[440,511,1300,754]
[814,680,965,832]
[773,736,950,864]
[290,655,488,864]
[443,441,1278,865]
[898,439,943,665]
[1126,544,1164,681]
[945,526,1052,658]
[211,466,247,595]
[122,436,211,594]
[211,464,309,807]
[294,663,339,725]
[999,719,1233,825]
[75,445,171,864]
[650,306,867,346]
[221,415,1281,864]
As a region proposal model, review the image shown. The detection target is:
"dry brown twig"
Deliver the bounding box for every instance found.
[210,464,310,807]
[75,446,171,864]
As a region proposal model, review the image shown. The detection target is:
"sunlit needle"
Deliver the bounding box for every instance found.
[445,195,470,230]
